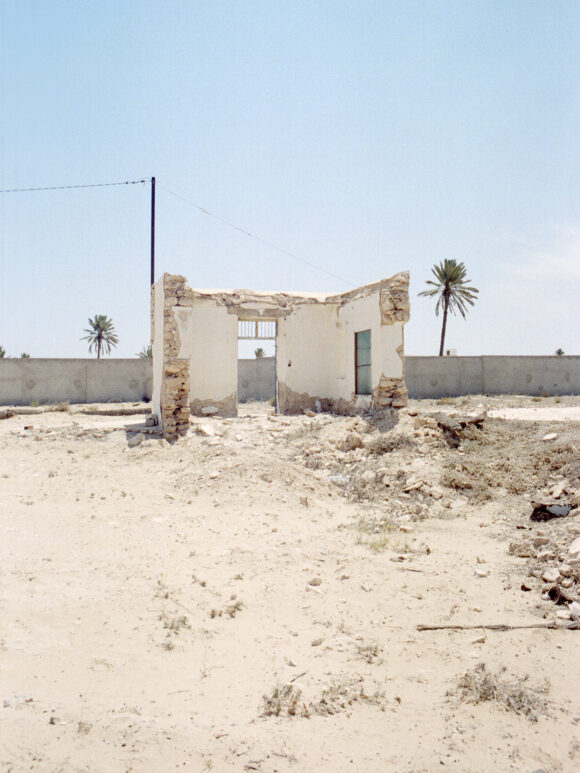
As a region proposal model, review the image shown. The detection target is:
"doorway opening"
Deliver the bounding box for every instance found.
[237,319,278,414]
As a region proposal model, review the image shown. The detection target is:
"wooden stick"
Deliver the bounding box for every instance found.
[417,622,579,632]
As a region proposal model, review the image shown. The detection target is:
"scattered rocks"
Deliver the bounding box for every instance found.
[541,568,561,583]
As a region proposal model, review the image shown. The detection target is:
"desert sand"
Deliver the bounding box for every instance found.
[1,395,579,772]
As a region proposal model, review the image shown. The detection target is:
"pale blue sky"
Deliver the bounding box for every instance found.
[1,0,578,358]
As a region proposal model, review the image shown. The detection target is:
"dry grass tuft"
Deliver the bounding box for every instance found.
[366,434,414,456]
[455,663,549,722]
[309,676,386,716]
[262,684,307,717]
[262,676,387,719]
[356,642,383,664]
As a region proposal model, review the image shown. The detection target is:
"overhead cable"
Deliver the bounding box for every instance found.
[0,179,147,193]
[158,183,355,288]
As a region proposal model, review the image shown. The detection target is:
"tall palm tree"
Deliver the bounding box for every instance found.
[81,315,119,359]
[418,260,479,356]
[137,344,152,358]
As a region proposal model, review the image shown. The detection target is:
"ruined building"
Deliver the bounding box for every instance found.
[152,272,410,439]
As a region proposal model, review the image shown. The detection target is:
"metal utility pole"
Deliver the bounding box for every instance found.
[150,176,156,286]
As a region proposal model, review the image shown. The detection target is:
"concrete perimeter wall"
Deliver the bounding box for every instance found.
[238,357,276,402]
[1,356,579,406]
[0,359,152,406]
[405,356,580,398]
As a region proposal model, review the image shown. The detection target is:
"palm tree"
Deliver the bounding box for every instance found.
[254,347,265,358]
[137,345,152,358]
[419,260,479,356]
[0,345,5,358]
[81,315,119,359]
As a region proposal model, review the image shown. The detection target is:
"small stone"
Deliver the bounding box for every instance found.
[308,577,322,586]
[542,433,558,441]
[551,481,567,499]
[533,536,550,547]
[561,578,574,589]
[402,478,423,492]
[542,567,560,583]
[556,610,571,620]
[537,550,555,562]
[337,433,363,452]
[429,485,444,500]
[201,406,218,415]
[559,564,573,577]
[474,568,489,578]
[197,423,215,437]
[399,525,413,533]
[127,433,144,448]
[311,638,323,647]
[568,536,580,556]
[569,601,580,620]
[360,582,372,592]
[286,658,297,667]
[209,471,220,479]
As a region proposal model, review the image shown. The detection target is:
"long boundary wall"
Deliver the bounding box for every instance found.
[238,357,276,402]
[0,359,152,405]
[1,356,579,406]
[405,356,580,398]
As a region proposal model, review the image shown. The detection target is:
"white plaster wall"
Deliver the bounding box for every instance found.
[181,298,238,403]
[151,278,165,418]
[276,288,401,403]
[338,293,404,390]
[277,304,342,397]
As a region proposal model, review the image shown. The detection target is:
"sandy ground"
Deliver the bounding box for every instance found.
[1,395,579,772]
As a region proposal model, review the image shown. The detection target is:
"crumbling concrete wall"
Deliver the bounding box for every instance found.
[152,274,192,439]
[180,295,238,417]
[152,271,410,432]
[276,273,409,413]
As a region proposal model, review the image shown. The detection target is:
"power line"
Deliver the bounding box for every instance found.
[0,179,147,193]
[158,183,355,288]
